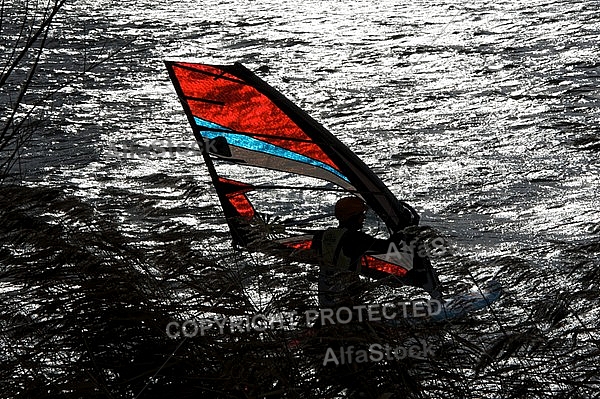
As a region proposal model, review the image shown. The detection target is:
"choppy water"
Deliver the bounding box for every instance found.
[16,0,597,261]
[2,0,600,396]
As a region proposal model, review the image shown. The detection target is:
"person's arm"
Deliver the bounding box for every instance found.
[346,230,390,255]
[341,230,389,267]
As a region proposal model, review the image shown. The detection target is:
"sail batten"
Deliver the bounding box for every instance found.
[186,96,226,106]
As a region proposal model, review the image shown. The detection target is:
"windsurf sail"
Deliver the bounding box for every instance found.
[165,61,425,280]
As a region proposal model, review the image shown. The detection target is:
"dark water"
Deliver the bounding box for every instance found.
[3,0,600,396]
[24,0,598,263]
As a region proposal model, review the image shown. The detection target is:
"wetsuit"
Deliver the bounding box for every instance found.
[311,228,390,308]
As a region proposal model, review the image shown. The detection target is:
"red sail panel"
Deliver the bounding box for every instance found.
[363,256,409,277]
[226,192,254,220]
[215,177,255,221]
[282,239,313,251]
[172,62,340,172]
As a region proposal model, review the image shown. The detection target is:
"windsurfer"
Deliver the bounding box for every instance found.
[311,196,442,310]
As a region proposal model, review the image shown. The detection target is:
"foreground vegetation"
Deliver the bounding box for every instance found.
[1,184,599,398]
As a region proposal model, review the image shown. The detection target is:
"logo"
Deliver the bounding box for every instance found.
[323,342,435,365]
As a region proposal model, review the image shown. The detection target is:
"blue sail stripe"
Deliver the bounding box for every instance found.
[194,117,349,182]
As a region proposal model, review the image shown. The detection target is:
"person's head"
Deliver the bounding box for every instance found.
[335,196,367,229]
